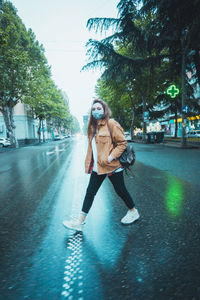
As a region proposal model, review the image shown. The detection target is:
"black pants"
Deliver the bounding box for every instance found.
[82,171,135,214]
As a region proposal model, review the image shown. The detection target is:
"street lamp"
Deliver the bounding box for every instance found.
[181,28,189,147]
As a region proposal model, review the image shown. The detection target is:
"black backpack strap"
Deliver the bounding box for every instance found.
[127,167,135,176]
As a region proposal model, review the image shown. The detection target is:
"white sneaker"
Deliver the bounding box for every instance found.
[63,219,83,231]
[121,209,140,224]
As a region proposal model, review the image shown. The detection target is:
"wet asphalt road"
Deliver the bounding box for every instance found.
[0,137,200,300]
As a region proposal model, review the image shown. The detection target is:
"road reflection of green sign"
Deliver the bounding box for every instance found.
[166,176,183,217]
[167,85,179,98]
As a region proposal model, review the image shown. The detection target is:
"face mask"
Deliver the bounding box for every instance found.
[92,109,104,120]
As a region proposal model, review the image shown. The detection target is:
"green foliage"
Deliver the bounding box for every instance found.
[95,77,141,129]
[0,1,30,107]
[0,0,75,145]
[69,116,81,134]
[83,0,200,133]
[24,77,71,130]
[141,0,200,86]
[83,0,169,134]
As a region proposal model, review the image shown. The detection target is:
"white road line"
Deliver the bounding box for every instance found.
[61,139,87,299]
[46,151,55,155]
[61,233,84,299]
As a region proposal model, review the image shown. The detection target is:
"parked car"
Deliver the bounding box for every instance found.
[0,138,11,147]
[187,130,200,138]
[135,132,142,139]
[54,135,61,141]
[124,131,131,141]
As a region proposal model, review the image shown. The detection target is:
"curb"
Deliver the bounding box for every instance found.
[0,140,66,154]
[161,142,199,149]
[131,140,200,149]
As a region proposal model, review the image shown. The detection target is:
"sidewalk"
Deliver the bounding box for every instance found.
[0,140,58,153]
[131,139,200,149]
[161,140,199,149]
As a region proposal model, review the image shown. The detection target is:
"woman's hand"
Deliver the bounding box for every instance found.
[108,154,114,163]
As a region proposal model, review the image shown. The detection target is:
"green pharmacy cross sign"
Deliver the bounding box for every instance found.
[167,85,180,98]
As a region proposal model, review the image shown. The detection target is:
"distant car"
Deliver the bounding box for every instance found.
[187,130,200,138]
[124,131,132,141]
[135,132,142,139]
[54,135,61,141]
[0,138,11,147]
[164,133,173,137]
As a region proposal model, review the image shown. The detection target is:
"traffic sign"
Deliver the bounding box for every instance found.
[167,85,180,98]
[182,105,189,113]
[143,111,149,121]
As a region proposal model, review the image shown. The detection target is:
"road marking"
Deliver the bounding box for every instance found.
[46,148,66,155]
[46,151,55,155]
[61,233,84,299]
[61,139,87,299]
[61,185,84,299]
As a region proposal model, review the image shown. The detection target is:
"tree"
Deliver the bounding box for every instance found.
[0,1,30,146]
[95,77,142,135]
[70,116,80,134]
[24,77,70,142]
[83,0,200,145]
[0,1,49,147]
[0,1,73,146]
[141,0,200,145]
[83,0,168,139]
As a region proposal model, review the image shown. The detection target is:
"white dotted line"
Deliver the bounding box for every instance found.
[61,143,86,299]
[62,194,84,299]
[61,233,84,299]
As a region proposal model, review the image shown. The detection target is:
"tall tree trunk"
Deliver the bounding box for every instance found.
[181,34,187,147]
[142,96,147,142]
[128,93,135,139]
[174,106,178,138]
[42,120,45,142]
[194,49,200,87]
[1,106,18,148]
[37,119,42,143]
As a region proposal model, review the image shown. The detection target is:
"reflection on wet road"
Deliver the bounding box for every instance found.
[0,138,199,299]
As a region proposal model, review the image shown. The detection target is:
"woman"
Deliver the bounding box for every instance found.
[63,99,139,231]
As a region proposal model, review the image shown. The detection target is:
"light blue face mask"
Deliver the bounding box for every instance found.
[92,109,104,120]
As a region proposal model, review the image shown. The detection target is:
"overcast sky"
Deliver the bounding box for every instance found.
[11,0,119,126]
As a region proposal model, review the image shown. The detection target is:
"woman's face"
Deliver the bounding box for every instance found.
[92,102,104,112]
[91,102,104,120]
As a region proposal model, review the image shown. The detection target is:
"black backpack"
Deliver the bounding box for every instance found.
[107,121,136,175]
[119,144,135,167]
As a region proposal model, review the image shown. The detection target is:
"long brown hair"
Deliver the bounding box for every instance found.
[87,99,111,138]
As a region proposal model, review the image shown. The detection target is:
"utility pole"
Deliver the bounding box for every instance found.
[181,30,187,147]
[142,96,147,142]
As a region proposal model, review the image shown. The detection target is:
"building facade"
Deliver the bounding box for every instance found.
[0,101,50,145]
